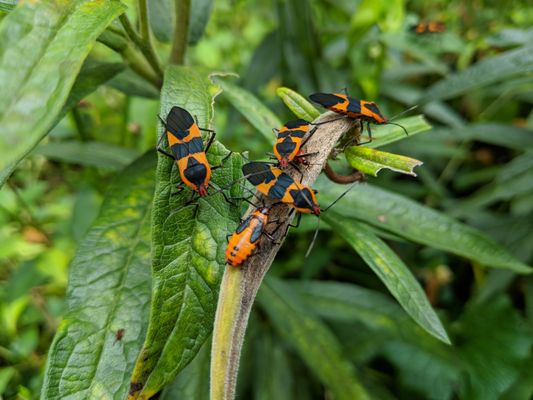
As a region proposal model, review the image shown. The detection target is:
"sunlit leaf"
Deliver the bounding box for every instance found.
[345,146,423,176]
[0,0,126,186]
[42,153,154,400]
[276,87,320,121]
[129,66,244,399]
[317,179,532,273]
[321,214,450,344]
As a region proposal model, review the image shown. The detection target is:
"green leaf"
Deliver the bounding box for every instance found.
[159,344,210,400]
[106,69,160,99]
[129,66,244,398]
[421,46,533,102]
[317,178,532,273]
[322,214,450,344]
[258,277,371,400]
[276,87,320,121]
[0,60,124,187]
[458,297,532,399]
[345,146,423,176]
[215,77,281,142]
[41,152,154,400]
[0,0,17,12]
[364,115,432,148]
[33,141,140,170]
[189,0,213,45]
[0,0,125,187]
[147,0,173,43]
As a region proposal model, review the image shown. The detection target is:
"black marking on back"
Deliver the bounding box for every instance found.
[363,102,383,118]
[283,119,309,129]
[242,162,276,186]
[290,187,315,210]
[250,217,265,242]
[236,216,252,234]
[165,106,195,139]
[309,93,345,107]
[288,129,306,138]
[171,137,204,159]
[347,99,362,114]
[275,138,297,157]
[184,157,208,185]
[267,172,294,199]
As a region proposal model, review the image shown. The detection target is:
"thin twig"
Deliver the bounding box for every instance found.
[170,0,191,64]
[119,13,163,81]
[210,113,358,400]
[137,0,150,41]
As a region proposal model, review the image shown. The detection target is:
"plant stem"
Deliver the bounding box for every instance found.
[170,0,191,64]
[137,0,150,41]
[210,113,359,400]
[98,30,161,89]
[119,14,163,81]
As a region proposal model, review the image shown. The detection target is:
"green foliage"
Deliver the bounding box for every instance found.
[42,153,154,399]
[129,66,244,398]
[1,0,532,399]
[0,0,125,186]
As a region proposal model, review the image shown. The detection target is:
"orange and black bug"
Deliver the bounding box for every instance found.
[309,90,409,143]
[410,21,446,34]
[272,119,318,168]
[241,161,358,257]
[241,162,320,215]
[157,106,232,205]
[225,205,282,267]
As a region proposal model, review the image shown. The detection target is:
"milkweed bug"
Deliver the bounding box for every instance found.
[157,106,232,206]
[309,90,409,143]
[272,119,319,168]
[410,21,446,34]
[241,162,320,215]
[225,204,284,267]
[240,161,357,257]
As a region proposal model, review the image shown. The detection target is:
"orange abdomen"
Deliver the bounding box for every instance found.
[226,230,256,267]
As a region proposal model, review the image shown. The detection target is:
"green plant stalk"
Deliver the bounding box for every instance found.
[210,113,359,400]
[118,14,163,82]
[98,30,161,88]
[170,0,191,64]
[137,0,150,41]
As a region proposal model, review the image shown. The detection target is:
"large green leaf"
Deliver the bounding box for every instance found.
[258,277,371,400]
[215,78,281,142]
[0,0,126,186]
[322,214,450,344]
[317,179,532,273]
[0,60,125,186]
[129,66,243,399]
[34,141,139,170]
[41,153,154,400]
[421,46,533,102]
